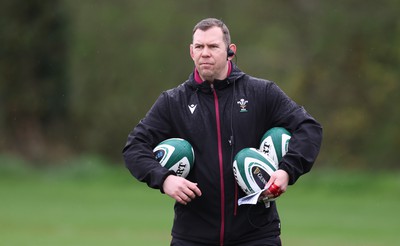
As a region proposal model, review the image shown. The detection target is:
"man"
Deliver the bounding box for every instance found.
[123,18,322,246]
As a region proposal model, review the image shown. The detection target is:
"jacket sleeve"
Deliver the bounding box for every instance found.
[266,82,323,185]
[122,92,176,191]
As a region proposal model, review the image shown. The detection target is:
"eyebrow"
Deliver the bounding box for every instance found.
[193,42,221,47]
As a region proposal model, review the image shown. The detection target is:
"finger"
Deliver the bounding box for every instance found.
[175,190,192,205]
[265,174,278,190]
[269,183,280,195]
[262,189,275,199]
[270,180,287,193]
[265,177,275,188]
[182,186,197,199]
[267,183,283,198]
[269,183,280,192]
[180,193,192,203]
[176,196,187,205]
[265,191,275,199]
[186,182,202,197]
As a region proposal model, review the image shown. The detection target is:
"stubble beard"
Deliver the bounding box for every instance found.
[199,68,216,82]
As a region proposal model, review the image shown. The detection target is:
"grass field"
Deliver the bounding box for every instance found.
[1,156,399,245]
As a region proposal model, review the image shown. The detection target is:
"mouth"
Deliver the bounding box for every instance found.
[200,62,213,67]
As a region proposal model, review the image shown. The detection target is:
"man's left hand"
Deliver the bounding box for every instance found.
[262,169,289,199]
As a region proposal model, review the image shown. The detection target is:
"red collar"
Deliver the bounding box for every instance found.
[194,61,232,83]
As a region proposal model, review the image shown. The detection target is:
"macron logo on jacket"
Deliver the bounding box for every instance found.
[188,104,197,114]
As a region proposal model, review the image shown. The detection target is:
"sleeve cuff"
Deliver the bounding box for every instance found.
[159,170,176,194]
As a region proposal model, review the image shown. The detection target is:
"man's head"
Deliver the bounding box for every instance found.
[190,18,236,82]
[192,18,231,49]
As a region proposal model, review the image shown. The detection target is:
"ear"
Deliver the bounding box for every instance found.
[189,44,195,60]
[228,44,237,60]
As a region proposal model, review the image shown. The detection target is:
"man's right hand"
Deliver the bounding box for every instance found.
[163,175,202,205]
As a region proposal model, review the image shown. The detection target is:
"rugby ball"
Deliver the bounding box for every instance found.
[153,138,194,178]
[259,127,291,166]
[233,148,276,195]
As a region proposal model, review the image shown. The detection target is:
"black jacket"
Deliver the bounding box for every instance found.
[123,63,322,245]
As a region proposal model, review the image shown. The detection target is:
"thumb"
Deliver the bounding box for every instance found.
[265,175,276,189]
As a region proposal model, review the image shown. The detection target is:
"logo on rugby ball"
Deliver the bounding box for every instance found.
[259,127,291,166]
[233,148,276,195]
[153,138,194,178]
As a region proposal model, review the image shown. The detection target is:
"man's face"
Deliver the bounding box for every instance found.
[190,26,228,82]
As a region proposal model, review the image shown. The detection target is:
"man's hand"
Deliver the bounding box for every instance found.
[163,175,202,205]
[262,169,289,199]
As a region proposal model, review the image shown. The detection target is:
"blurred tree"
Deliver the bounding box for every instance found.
[62,0,400,167]
[1,0,399,169]
[285,1,400,168]
[0,0,69,162]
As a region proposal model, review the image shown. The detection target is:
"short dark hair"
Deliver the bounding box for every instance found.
[192,18,231,48]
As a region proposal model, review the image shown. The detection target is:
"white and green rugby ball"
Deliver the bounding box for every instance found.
[153,138,194,178]
[233,148,276,195]
[259,127,291,166]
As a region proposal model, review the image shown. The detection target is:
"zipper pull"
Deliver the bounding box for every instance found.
[229,136,234,146]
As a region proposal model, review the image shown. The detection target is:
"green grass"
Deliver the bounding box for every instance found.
[1,156,399,245]
[279,169,400,246]
[0,156,174,246]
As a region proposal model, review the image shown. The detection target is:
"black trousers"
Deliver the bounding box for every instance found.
[171,236,282,246]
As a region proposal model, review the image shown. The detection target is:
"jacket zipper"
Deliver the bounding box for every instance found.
[211,84,225,246]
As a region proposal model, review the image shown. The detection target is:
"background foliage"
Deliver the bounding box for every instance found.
[1,0,399,169]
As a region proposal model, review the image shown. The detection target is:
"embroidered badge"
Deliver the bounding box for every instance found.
[237,99,248,112]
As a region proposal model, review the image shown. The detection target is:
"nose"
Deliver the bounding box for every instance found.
[201,47,211,57]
